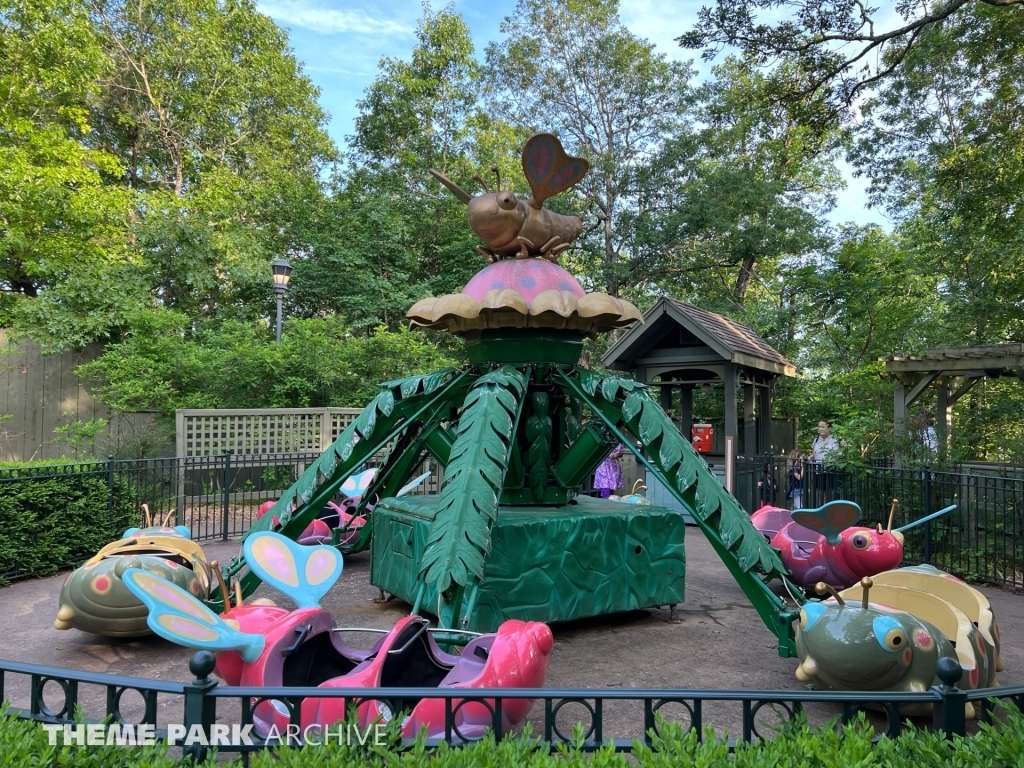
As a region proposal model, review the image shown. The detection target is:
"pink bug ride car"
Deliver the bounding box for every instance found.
[122,532,553,740]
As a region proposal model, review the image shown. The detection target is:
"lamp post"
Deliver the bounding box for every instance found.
[272,258,292,342]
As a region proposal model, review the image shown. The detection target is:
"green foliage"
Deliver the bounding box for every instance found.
[51,415,108,460]
[0,0,132,326]
[9,701,1024,766]
[419,366,526,594]
[854,4,1024,342]
[76,312,457,417]
[0,467,136,581]
[3,0,337,351]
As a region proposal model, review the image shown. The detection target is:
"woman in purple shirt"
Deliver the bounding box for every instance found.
[594,443,625,497]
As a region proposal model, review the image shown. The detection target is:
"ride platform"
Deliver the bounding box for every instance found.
[371,494,685,632]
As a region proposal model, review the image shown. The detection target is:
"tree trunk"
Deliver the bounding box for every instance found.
[733,255,757,301]
[604,172,616,297]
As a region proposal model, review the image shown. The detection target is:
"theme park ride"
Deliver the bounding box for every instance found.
[217,132,802,656]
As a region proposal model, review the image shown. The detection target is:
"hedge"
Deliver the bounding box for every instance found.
[0,469,138,583]
[4,702,1024,767]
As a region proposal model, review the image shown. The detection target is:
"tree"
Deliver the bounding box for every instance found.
[338,4,493,302]
[76,311,457,416]
[0,0,130,322]
[770,226,941,460]
[485,0,693,298]
[852,4,1024,341]
[642,57,842,310]
[7,0,337,350]
[678,0,1024,111]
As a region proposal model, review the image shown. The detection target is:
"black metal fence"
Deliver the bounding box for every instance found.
[0,451,451,581]
[735,456,1024,589]
[4,452,1024,588]
[1,653,1017,761]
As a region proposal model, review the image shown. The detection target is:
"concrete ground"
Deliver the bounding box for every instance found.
[2,528,1023,743]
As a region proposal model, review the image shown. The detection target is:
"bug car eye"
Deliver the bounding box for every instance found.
[850,532,872,550]
[873,615,909,653]
[799,603,826,631]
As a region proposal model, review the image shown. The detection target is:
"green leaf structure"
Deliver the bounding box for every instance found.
[525,391,552,501]
[566,397,583,444]
[223,369,468,603]
[559,369,789,573]
[621,390,643,423]
[418,366,526,594]
[557,366,796,655]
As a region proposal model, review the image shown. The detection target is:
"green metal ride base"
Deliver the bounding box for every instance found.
[465,329,584,365]
[370,494,685,632]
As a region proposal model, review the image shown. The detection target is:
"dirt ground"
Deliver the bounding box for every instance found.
[2,527,1023,744]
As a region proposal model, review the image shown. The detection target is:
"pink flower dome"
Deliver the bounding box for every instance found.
[462,259,585,306]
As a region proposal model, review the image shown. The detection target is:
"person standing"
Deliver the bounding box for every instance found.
[811,421,839,464]
[786,449,805,509]
[594,443,625,498]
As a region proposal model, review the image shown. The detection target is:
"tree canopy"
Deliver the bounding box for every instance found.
[2,0,1023,464]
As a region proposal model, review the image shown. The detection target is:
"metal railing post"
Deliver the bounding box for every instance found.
[932,657,966,739]
[107,454,115,523]
[222,450,232,541]
[182,652,218,762]
[924,465,932,564]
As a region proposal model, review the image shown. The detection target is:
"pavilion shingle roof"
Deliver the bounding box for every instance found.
[666,299,793,369]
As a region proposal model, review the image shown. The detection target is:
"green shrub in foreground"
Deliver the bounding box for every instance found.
[4,701,1024,767]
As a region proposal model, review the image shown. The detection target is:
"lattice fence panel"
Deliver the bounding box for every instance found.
[177,408,362,456]
[330,410,360,444]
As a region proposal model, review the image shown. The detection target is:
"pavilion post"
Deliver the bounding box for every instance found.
[936,386,952,451]
[743,381,756,458]
[759,383,772,454]
[894,381,907,467]
[724,362,738,454]
[680,384,693,446]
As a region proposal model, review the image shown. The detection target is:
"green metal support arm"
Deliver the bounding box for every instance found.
[212,370,471,610]
[557,370,799,657]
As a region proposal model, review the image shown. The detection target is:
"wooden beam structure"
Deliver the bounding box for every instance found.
[882,344,1024,464]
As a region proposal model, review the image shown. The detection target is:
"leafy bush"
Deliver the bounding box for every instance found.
[76,311,460,418]
[0,468,137,582]
[5,701,1024,766]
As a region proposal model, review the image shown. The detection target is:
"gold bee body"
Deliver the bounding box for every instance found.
[431,133,589,263]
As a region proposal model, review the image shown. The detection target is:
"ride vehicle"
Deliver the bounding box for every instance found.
[794,567,1001,718]
[54,508,212,637]
[123,531,553,739]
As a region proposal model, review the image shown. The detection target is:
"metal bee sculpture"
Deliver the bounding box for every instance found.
[430,133,587,263]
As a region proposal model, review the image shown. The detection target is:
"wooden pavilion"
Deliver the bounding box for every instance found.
[602,298,796,458]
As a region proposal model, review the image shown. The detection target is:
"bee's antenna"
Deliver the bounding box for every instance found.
[491,164,502,190]
[471,173,490,193]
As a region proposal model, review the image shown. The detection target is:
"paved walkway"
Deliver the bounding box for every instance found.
[2,528,1022,741]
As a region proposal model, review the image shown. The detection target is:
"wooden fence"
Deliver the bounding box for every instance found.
[0,331,163,462]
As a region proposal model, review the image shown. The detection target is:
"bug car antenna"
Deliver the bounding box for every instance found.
[887,499,899,532]
[814,582,846,606]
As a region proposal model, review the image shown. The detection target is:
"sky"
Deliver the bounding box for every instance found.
[256,0,885,229]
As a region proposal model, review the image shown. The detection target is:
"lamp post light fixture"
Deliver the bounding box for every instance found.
[272,258,293,342]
